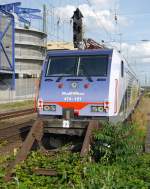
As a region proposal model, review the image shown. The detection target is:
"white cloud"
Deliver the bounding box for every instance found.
[55,5,75,20]
[110,42,150,68]
[109,41,150,85]
[124,42,150,60]
[89,0,117,9]
[90,0,111,5]
[55,1,150,67]
[55,2,127,34]
[54,1,149,85]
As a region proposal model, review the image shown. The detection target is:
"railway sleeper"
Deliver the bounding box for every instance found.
[4,119,100,181]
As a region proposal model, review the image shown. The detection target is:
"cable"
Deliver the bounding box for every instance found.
[85,0,112,41]
[118,12,150,16]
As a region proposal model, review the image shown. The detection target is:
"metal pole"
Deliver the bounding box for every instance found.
[11,13,15,90]
[119,33,122,53]
[43,4,47,34]
[0,13,1,70]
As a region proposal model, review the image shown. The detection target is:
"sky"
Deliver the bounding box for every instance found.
[1,0,150,85]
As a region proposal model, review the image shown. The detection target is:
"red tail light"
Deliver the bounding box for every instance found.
[38,98,43,109]
[84,83,90,89]
[58,83,64,88]
[74,110,79,116]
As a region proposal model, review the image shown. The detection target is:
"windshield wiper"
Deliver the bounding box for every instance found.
[45,78,53,81]
[56,76,63,82]
[56,74,73,82]
[86,75,93,82]
[80,65,93,82]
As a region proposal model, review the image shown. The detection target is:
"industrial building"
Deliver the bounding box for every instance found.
[0,2,47,102]
[47,41,74,50]
[15,27,46,78]
[0,2,75,103]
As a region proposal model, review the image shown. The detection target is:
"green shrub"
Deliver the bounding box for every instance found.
[0,122,150,188]
[92,122,143,163]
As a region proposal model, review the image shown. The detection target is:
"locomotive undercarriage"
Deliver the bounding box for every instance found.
[39,114,108,136]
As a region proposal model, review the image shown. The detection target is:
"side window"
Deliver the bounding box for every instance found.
[121,60,124,77]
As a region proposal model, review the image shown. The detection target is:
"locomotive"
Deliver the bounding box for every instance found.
[37,48,140,135]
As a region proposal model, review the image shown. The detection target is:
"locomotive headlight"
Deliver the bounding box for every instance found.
[97,106,104,112]
[43,105,56,111]
[91,106,104,112]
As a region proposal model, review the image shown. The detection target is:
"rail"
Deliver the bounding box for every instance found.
[3,92,144,181]
[4,119,100,181]
[0,121,33,141]
[0,108,35,121]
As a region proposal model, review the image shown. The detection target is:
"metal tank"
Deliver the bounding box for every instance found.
[0,2,47,102]
[15,27,46,78]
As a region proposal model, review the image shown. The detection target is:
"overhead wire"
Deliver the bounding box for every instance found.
[118,11,150,16]
[83,1,150,44]
[43,0,113,43]
[46,1,73,44]
[85,0,112,41]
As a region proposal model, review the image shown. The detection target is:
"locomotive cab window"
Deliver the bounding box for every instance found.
[78,56,108,76]
[121,60,124,77]
[46,56,78,76]
[46,55,109,77]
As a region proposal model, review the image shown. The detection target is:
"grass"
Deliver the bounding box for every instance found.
[0,122,149,189]
[0,100,34,112]
[131,93,150,139]
[0,92,149,188]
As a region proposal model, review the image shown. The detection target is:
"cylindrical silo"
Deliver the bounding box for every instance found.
[15,27,47,77]
[14,27,47,99]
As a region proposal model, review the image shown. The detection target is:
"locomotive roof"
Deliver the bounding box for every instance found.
[47,49,113,57]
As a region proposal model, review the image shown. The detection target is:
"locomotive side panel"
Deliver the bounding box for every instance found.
[108,50,140,122]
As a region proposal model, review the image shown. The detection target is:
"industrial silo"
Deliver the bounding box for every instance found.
[15,27,47,99]
[0,2,47,102]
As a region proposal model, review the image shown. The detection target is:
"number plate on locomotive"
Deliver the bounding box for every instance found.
[62,120,70,128]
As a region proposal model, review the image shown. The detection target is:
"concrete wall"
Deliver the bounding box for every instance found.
[0,78,37,103]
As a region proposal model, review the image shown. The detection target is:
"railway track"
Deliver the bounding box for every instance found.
[0,108,36,142]
[0,108,35,121]
[4,119,100,181]
[0,121,33,141]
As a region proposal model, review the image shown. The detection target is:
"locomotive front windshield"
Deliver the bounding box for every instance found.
[46,55,108,77]
[78,56,108,76]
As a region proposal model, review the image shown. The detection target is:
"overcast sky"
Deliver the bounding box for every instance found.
[1,0,150,85]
